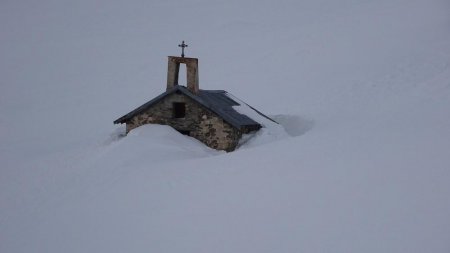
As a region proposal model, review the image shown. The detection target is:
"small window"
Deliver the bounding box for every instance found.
[178,130,190,136]
[173,102,186,118]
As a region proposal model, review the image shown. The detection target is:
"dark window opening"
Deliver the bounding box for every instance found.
[178,130,191,136]
[173,102,186,118]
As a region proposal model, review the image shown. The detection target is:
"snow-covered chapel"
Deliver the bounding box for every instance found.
[114,44,275,151]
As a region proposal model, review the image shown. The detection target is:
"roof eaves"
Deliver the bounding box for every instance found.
[113,87,179,124]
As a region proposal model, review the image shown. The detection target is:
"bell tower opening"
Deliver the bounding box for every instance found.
[178,64,187,86]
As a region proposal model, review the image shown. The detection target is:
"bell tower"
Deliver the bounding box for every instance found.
[166,41,199,94]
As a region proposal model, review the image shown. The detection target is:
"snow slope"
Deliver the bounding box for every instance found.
[1,0,450,252]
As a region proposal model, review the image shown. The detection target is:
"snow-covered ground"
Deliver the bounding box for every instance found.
[1,0,450,252]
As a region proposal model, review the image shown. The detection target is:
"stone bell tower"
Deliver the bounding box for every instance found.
[166,41,199,94]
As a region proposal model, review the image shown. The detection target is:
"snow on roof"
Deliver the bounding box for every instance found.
[225,93,290,147]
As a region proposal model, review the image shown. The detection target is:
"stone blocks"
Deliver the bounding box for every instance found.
[125,92,241,152]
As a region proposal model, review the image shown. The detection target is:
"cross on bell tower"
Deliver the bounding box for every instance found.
[178,41,188,57]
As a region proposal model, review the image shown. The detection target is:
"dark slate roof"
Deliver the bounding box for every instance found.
[113,86,272,130]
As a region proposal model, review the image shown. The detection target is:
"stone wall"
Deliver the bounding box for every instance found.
[125,92,242,151]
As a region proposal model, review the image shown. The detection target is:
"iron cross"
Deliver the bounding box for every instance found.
[178,41,188,57]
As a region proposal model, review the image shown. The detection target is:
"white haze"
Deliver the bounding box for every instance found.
[1,0,450,252]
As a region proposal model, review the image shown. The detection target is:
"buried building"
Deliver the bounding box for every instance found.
[114,54,275,152]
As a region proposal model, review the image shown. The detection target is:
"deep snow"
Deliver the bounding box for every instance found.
[1,0,450,252]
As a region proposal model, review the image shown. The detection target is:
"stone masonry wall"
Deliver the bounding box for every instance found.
[126,92,242,151]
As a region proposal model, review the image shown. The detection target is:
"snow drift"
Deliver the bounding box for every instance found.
[1,0,450,252]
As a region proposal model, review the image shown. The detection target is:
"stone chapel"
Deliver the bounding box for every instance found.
[114,44,275,151]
